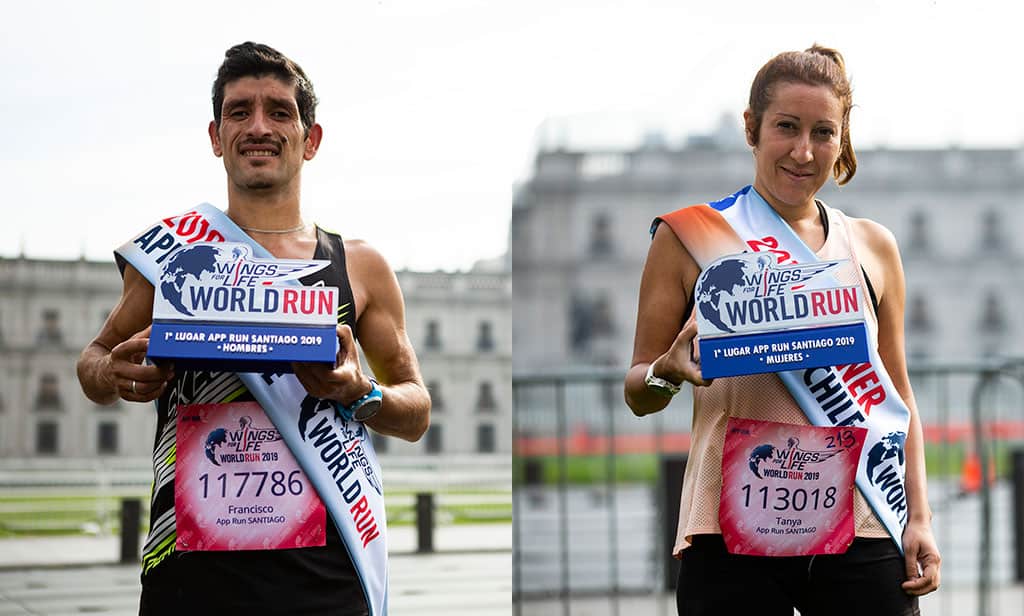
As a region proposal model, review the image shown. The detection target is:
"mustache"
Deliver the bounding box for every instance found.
[240,138,285,149]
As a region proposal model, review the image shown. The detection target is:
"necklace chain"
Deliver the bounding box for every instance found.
[237,222,307,234]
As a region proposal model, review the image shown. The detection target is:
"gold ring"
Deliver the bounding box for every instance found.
[131,380,137,395]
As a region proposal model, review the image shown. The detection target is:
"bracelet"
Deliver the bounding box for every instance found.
[645,363,681,398]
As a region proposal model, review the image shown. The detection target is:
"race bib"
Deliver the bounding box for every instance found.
[175,402,327,551]
[719,417,867,556]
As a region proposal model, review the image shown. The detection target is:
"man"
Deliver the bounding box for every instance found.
[77,42,430,615]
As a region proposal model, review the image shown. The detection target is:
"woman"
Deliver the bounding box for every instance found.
[624,45,940,615]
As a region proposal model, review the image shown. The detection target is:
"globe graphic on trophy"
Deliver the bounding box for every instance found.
[695,257,758,334]
[159,245,224,317]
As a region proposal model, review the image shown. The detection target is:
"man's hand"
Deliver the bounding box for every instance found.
[105,326,174,403]
[901,520,941,596]
[293,324,372,406]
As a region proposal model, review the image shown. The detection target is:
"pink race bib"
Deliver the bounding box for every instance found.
[719,417,867,556]
[175,402,326,551]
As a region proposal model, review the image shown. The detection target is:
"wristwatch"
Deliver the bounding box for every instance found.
[645,363,681,398]
[335,378,383,422]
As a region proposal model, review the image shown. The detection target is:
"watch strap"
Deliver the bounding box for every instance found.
[334,378,383,422]
[645,363,681,397]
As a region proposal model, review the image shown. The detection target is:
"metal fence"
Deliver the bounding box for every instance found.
[513,360,1024,616]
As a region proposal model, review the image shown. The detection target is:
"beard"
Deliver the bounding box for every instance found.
[231,165,278,191]
[244,179,275,190]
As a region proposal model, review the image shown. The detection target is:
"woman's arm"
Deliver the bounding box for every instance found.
[624,223,709,416]
[853,217,941,595]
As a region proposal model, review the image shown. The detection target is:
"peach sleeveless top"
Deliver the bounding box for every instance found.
[671,205,889,555]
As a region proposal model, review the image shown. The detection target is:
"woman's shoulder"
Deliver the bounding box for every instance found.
[839,212,900,259]
[655,202,716,227]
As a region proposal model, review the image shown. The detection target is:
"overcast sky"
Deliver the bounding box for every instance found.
[2,0,1019,271]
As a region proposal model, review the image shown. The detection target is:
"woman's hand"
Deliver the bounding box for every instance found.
[901,519,941,596]
[650,316,712,388]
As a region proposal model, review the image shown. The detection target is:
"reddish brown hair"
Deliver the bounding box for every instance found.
[746,44,857,185]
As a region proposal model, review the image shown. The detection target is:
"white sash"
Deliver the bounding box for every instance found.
[701,185,911,551]
[116,204,389,614]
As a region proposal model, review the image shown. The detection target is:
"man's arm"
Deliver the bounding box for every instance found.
[77,264,174,404]
[293,241,430,442]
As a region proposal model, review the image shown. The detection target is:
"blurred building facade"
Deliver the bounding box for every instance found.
[0,257,511,458]
[511,137,1024,374]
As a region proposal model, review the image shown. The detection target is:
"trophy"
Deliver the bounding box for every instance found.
[147,242,339,373]
[695,252,869,379]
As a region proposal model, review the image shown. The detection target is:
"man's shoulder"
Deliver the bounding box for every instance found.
[329,237,397,296]
[340,238,388,268]
[314,226,384,260]
[334,238,405,327]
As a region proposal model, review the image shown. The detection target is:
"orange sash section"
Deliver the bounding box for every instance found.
[656,205,748,265]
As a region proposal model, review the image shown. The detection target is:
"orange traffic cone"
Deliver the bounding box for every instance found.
[960,450,982,495]
[959,446,996,496]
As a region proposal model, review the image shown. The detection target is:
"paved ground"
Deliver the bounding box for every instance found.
[0,524,511,615]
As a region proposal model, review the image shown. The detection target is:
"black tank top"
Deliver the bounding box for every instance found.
[139,227,369,615]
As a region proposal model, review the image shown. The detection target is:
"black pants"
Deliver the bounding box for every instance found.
[676,535,920,616]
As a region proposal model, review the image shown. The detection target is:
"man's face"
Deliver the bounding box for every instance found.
[208,76,321,193]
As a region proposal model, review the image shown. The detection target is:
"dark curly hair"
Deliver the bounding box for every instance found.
[211,42,319,137]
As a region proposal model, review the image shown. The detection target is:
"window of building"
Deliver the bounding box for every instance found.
[371,431,388,454]
[980,291,1007,333]
[477,424,496,453]
[36,421,58,455]
[907,294,932,332]
[569,293,616,352]
[907,211,929,253]
[37,309,63,346]
[589,213,614,257]
[98,422,119,455]
[476,381,497,412]
[476,321,495,352]
[427,381,444,411]
[425,425,442,454]
[424,320,441,351]
[979,209,1004,252]
[569,294,591,351]
[35,373,62,410]
[591,296,615,337]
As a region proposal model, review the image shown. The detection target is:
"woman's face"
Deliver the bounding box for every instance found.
[746,82,843,213]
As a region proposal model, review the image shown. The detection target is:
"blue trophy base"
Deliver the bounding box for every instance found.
[698,322,869,379]
[149,321,339,374]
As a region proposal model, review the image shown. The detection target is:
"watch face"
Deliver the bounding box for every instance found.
[352,397,382,421]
